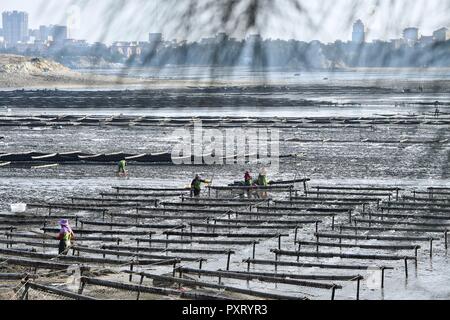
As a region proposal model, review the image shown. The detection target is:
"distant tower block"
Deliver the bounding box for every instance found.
[433,27,450,42]
[2,11,29,47]
[148,33,163,44]
[403,27,419,43]
[52,25,68,43]
[352,19,365,44]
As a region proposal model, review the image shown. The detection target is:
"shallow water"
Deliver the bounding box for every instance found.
[78,66,450,82]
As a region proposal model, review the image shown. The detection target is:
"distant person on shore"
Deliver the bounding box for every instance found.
[434,101,440,118]
[56,219,75,255]
[191,174,207,198]
[435,107,440,118]
[117,159,128,177]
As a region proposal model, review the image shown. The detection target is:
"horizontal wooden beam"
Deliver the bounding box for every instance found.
[314,232,438,242]
[128,271,307,300]
[244,259,394,270]
[271,249,416,261]
[178,267,342,290]
[80,277,229,300]
[26,282,97,300]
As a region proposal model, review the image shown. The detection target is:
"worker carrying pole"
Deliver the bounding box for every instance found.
[191,174,209,199]
[117,159,128,177]
[56,219,75,255]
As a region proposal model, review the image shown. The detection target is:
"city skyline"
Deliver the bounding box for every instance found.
[1,3,449,70]
[1,9,448,47]
[0,0,449,44]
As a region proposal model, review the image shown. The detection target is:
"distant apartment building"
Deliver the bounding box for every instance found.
[352,19,365,44]
[111,41,142,58]
[216,32,229,43]
[52,25,68,43]
[2,11,29,46]
[248,34,262,41]
[247,34,262,45]
[200,37,216,45]
[15,40,50,54]
[403,27,419,43]
[37,25,68,42]
[45,39,90,56]
[390,39,404,49]
[419,35,434,46]
[200,33,229,45]
[29,28,40,40]
[32,40,50,52]
[433,27,450,42]
[39,25,52,41]
[148,33,163,43]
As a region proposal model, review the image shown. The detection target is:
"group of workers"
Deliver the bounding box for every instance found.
[243,169,272,198]
[115,159,271,197]
[191,169,271,199]
[55,167,270,254]
[244,169,270,187]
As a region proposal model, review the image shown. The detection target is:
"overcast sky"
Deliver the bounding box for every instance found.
[1,0,449,44]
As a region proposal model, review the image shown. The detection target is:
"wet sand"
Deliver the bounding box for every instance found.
[0,76,449,300]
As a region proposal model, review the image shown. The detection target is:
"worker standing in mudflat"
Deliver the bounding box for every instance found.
[191,174,207,198]
[434,101,441,118]
[56,219,75,255]
[435,107,440,118]
[257,168,270,198]
[244,171,254,198]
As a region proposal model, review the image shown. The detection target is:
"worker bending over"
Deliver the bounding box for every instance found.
[117,159,128,177]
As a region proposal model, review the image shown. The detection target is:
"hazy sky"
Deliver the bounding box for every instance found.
[1,0,449,44]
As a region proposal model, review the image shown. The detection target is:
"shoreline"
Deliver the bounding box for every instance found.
[2,70,450,92]
[2,55,450,91]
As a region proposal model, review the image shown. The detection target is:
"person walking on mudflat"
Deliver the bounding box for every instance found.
[56,219,75,255]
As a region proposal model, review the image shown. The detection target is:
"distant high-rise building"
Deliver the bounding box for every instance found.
[39,25,52,41]
[2,11,29,46]
[37,25,68,42]
[390,39,404,49]
[29,29,40,40]
[403,27,419,42]
[52,25,68,42]
[352,19,365,44]
[433,27,450,42]
[247,34,262,44]
[200,37,216,45]
[419,35,434,46]
[148,33,163,43]
[216,32,228,43]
